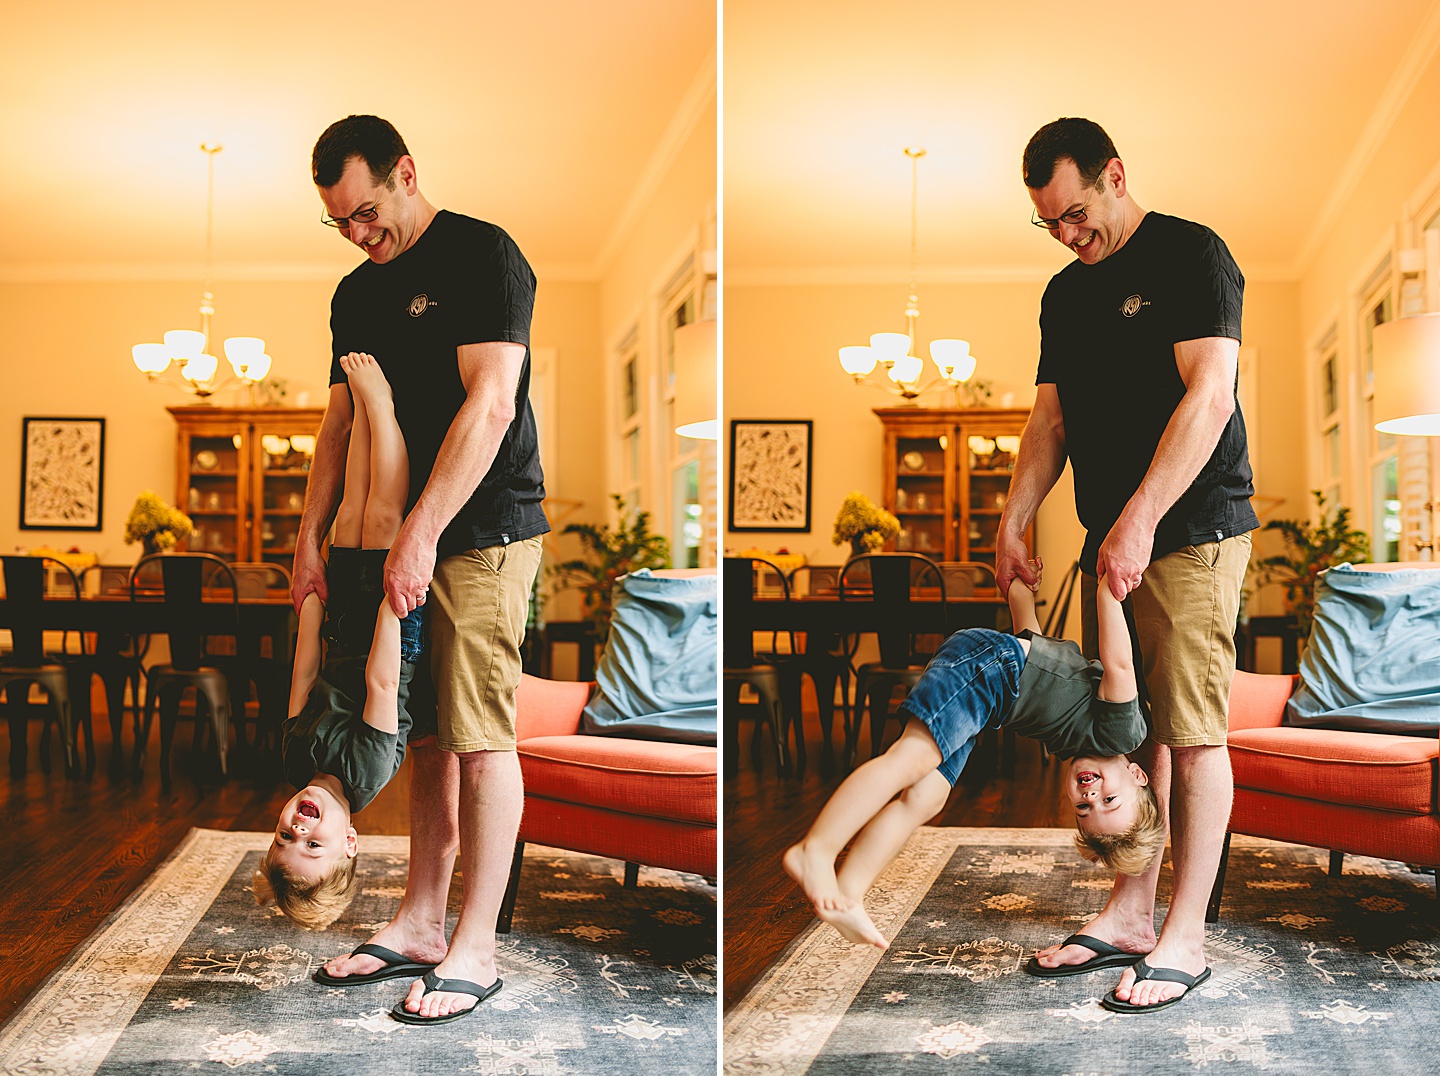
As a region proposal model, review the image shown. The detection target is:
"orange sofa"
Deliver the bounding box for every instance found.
[498,673,718,932]
[1208,668,1440,919]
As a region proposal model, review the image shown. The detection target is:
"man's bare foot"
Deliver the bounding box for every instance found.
[399,945,499,1019]
[339,351,393,409]
[1031,907,1155,971]
[1110,934,1207,1007]
[783,842,846,912]
[818,900,888,950]
[321,917,447,981]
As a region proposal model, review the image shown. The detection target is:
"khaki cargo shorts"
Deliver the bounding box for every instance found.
[408,536,544,753]
[1081,533,1252,747]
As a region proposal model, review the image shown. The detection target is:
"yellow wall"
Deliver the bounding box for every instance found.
[0,274,607,572]
[724,274,1309,634]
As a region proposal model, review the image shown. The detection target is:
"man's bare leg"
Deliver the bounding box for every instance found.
[287,593,325,718]
[400,749,523,1018]
[824,768,952,949]
[1111,743,1229,1005]
[320,739,458,978]
[1031,737,1168,969]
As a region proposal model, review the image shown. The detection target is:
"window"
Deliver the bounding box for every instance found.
[614,326,641,511]
[1358,280,1399,561]
[1315,332,1341,509]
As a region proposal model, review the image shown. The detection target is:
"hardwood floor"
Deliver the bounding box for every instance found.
[0,686,414,1029]
[723,696,1070,1011]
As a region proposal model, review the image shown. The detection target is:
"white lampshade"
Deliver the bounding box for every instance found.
[1374,313,1440,436]
[888,353,924,384]
[165,329,206,360]
[839,345,878,377]
[132,343,171,374]
[931,338,977,381]
[182,353,219,384]
[231,352,272,382]
[224,336,266,363]
[674,318,717,439]
[870,332,911,363]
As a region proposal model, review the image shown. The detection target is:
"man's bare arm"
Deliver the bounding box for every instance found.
[1094,573,1138,702]
[291,383,353,611]
[996,384,1067,595]
[383,340,527,617]
[1095,336,1238,600]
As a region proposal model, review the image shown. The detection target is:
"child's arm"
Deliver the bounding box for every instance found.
[360,604,403,735]
[1095,573,1138,702]
[288,591,325,718]
[1006,557,1043,635]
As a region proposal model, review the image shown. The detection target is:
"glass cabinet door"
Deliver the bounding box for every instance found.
[891,429,952,559]
[957,424,1024,572]
[253,426,317,567]
[183,431,244,561]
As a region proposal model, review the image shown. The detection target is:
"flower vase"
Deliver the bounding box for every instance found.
[849,535,869,559]
[142,536,159,557]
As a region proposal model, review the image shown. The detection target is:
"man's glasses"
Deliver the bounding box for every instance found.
[321,167,396,230]
[1031,190,1098,230]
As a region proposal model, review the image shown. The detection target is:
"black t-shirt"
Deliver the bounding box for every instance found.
[329,210,549,559]
[1036,212,1257,574]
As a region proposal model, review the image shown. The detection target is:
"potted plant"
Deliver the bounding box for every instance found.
[832,491,900,558]
[124,491,194,556]
[1253,490,1370,641]
[551,494,672,643]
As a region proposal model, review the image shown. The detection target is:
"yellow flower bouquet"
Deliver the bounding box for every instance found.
[124,491,194,554]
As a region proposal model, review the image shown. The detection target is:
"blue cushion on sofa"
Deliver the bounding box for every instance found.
[581,569,717,744]
[1284,564,1440,734]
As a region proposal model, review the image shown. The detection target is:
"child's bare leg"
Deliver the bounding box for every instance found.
[361,602,403,736]
[821,769,953,949]
[288,592,326,718]
[333,353,374,548]
[784,721,943,916]
[342,353,409,549]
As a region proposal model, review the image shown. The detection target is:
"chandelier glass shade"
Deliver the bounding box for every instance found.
[838,148,980,402]
[131,144,272,398]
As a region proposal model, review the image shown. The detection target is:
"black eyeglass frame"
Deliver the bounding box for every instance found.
[1030,189,1099,230]
[320,165,398,230]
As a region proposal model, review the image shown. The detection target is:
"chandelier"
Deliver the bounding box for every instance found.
[838,147,985,403]
[131,144,272,398]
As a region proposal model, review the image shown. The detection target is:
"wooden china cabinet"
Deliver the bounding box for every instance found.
[875,407,1036,572]
[169,406,327,566]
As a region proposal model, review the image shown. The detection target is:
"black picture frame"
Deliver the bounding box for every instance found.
[728,419,813,532]
[20,416,106,531]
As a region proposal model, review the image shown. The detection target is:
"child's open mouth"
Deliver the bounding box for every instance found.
[1076,771,1099,786]
[298,800,320,819]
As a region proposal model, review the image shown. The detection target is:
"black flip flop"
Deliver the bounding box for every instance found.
[1100,960,1212,1012]
[390,970,504,1025]
[1024,933,1148,978]
[312,943,438,987]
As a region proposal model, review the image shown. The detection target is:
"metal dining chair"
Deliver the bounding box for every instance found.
[130,552,241,790]
[75,562,149,775]
[722,556,791,777]
[838,552,949,768]
[0,556,84,778]
[783,564,856,776]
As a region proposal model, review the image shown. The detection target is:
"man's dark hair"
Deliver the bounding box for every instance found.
[312,115,409,188]
[1022,117,1119,190]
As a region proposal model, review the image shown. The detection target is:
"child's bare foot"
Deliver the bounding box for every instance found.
[340,352,392,408]
[818,900,889,950]
[784,842,845,912]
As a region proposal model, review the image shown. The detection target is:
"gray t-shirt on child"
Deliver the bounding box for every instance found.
[1003,631,1145,759]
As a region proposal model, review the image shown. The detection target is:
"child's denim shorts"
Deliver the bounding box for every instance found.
[898,627,1026,785]
[324,546,427,662]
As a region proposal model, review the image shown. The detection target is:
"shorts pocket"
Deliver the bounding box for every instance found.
[1182,542,1222,569]
[470,544,508,574]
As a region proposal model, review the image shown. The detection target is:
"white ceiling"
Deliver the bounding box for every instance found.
[725,0,1440,281]
[0,1,715,280]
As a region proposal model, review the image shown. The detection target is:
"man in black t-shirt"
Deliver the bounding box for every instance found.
[997,118,1254,1014]
[293,115,546,1024]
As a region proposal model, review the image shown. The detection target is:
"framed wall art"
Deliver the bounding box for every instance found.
[728,419,812,532]
[20,416,105,531]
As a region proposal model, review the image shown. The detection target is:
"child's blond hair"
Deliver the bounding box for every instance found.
[1074,781,1166,876]
[252,846,358,930]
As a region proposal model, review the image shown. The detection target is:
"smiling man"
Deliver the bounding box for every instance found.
[996,117,1256,1013]
[291,114,547,1025]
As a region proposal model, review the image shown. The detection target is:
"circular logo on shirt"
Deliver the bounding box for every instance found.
[407,294,430,317]
[1120,294,1144,317]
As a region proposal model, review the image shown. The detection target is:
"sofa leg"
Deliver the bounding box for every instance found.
[497,841,525,935]
[624,862,639,889]
[1329,850,1345,878]
[1206,832,1231,923]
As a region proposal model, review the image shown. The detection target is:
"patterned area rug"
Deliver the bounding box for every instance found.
[0,829,716,1075]
[725,828,1439,1074]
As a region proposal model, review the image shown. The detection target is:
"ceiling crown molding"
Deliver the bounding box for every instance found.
[1293,0,1440,275]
